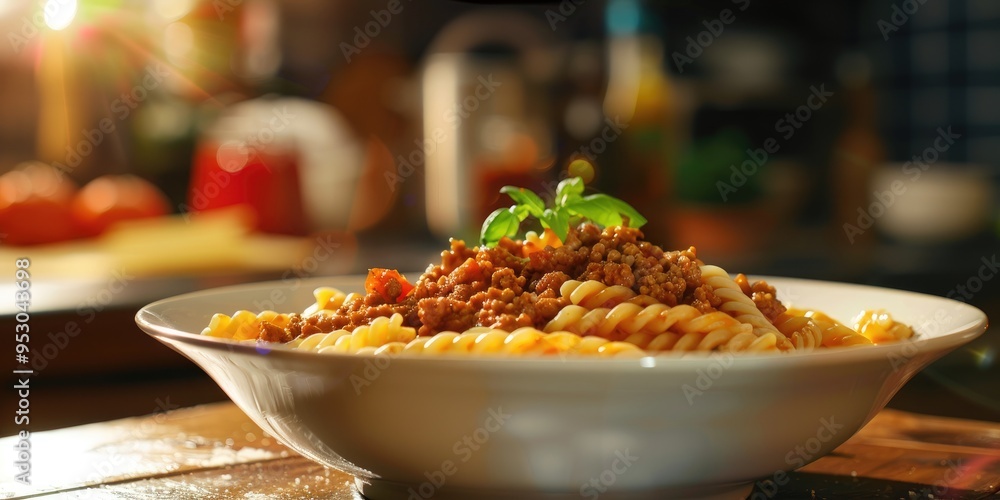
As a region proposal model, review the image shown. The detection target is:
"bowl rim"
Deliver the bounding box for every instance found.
[135,275,989,373]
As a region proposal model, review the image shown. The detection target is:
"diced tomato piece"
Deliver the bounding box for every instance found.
[364,268,414,303]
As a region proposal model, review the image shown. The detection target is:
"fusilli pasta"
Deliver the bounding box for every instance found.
[771,314,825,350]
[288,314,417,353]
[545,303,704,338]
[203,243,914,357]
[620,324,763,352]
[398,327,644,357]
[302,286,350,316]
[202,310,292,341]
[286,324,644,357]
[559,280,640,308]
[700,265,795,351]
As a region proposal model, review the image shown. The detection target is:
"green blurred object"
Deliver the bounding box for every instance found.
[675,129,762,204]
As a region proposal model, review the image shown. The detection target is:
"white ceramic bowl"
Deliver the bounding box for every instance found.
[136,276,987,499]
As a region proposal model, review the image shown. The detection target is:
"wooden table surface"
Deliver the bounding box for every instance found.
[2,402,998,499]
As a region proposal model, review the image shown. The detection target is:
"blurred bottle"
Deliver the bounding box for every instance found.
[131,0,248,207]
[600,0,678,241]
[832,52,883,250]
[422,10,557,242]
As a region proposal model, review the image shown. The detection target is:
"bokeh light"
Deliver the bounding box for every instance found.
[153,0,195,22]
[164,21,194,66]
[43,0,77,31]
[568,159,595,184]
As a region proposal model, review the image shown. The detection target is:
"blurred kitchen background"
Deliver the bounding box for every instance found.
[1,0,999,432]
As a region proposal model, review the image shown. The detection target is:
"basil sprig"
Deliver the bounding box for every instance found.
[479,177,647,247]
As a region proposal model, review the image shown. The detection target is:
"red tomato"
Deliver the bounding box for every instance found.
[0,163,79,245]
[71,175,171,237]
[364,268,414,303]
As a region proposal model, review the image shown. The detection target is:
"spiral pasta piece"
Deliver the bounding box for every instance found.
[620,323,748,352]
[302,286,349,316]
[722,331,782,353]
[401,327,644,357]
[559,280,665,308]
[546,303,698,338]
[772,314,824,351]
[291,313,417,353]
[543,299,748,351]
[202,310,293,340]
[559,280,639,308]
[700,265,794,351]
[813,311,874,347]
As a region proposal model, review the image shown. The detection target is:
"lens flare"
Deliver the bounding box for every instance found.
[43,0,77,31]
[971,346,995,370]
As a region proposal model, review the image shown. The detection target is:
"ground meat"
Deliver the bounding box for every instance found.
[259,321,291,343]
[267,224,727,340]
[418,297,477,333]
[582,262,635,288]
[533,271,569,297]
[732,273,785,322]
[749,280,786,322]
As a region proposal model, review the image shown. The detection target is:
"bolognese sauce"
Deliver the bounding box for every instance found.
[260,224,785,342]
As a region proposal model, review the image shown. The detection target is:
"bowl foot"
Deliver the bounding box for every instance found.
[353,477,754,500]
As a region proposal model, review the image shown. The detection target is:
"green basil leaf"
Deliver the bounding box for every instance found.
[511,204,532,221]
[602,195,648,227]
[539,207,570,242]
[500,186,545,217]
[571,194,646,228]
[555,177,585,206]
[481,207,520,246]
[565,197,623,228]
[481,176,647,246]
